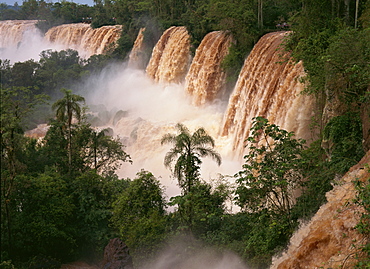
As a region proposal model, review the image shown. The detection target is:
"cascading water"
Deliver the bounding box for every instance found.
[1,20,318,197]
[221,32,315,157]
[86,66,236,198]
[1,22,315,197]
[270,151,370,269]
[185,31,233,106]
[128,27,147,69]
[145,26,191,84]
[85,26,239,198]
[0,20,40,48]
[44,23,122,58]
[0,20,49,62]
[3,22,358,267]
[0,20,121,61]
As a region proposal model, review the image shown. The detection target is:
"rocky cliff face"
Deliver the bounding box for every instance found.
[271,151,370,269]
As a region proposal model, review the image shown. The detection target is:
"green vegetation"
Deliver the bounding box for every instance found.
[52,88,86,172]
[111,170,167,265]
[235,117,306,219]
[161,123,222,236]
[161,123,222,195]
[231,117,306,267]
[1,86,132,265]
[286,0,370,154]
[1,0,369,268]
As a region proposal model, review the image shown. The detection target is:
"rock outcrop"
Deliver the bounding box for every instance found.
[103,238,134,269]
[271,150,370,269]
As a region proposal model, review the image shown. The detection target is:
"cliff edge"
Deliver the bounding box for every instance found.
[271,150,370,269]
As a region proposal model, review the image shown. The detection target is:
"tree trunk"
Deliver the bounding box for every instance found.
[94,145,97,170]
[3,128,17,254]
[355,0,359,28]
[258,0,263,29]
[331,0,337,17]
[344,0,351,24]
[67,107,72,173]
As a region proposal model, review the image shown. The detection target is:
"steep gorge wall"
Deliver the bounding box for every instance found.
[271,151,370,269]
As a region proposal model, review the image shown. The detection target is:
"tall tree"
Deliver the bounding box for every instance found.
[161,123,221,194]
[0,86,46,255]
[235,117,306,219]
[111,170,166,265]
[52,88,85,172]
[161,123,221,233]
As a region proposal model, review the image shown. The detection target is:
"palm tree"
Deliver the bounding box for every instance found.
[52,88,85,172]
[161,123,221,194]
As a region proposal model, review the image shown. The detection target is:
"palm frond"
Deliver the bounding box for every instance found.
[161,133,176,145]
[52,88,85,123]
[161,123,222,192]
[164,149,179,169]
[195,147,222,166]
[192,128,215,147]
[175,123,190,135]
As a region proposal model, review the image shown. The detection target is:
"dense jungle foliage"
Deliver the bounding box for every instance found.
[1,0,369,268]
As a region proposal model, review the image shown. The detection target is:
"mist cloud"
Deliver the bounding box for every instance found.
[1,27,64,63]
[139,235,249,269]
[81,63,242,199]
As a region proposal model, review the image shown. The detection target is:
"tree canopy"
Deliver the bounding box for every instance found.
[235,117,306,217]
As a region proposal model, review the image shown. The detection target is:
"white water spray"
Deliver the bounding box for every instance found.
[83,64,241,198]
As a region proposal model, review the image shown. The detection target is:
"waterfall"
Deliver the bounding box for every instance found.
[2,21,366,267]
[0,20,40,48]
[270,151,370,269]
[1,22,316,186]
[221,32,314,157]
[0,20,121,61]
[185,31,233,106]
[144,28,233,105]
[44,23,122,58]
[0,20,47,62]
[128,28,147,69]
[2,21,316,196]
[86,66,233,198]
[145,26,191,84]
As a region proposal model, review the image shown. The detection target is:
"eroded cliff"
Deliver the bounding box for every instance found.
[271,151,370,269]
